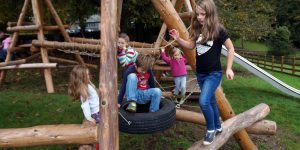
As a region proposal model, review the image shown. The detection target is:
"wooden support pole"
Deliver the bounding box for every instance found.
[7,25,70,32]
[179,12,192,21]
[0,53,40,67]
[44,0,85,65]
[116,0,123,33]
[175,109,276,135]
[0,63,58,70]
[215,87,257,149]
[0,0,30,86]
[188,103,270,150]
[7,21,34,27]
[151,0,196,70]
[153,65,192,71]
[0,124,97,148]
[32,0,54,93]
[184,0,193,12]
[99,0,118,149]
[32,40,101,52]
[48,56,98,69]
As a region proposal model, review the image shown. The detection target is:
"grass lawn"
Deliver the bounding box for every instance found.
[0,59,299,149]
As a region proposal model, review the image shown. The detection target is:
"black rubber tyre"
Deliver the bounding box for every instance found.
[119,99,176,134]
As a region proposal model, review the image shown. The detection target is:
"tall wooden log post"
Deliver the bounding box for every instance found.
[0,0,30,87]
[154,0,178,81]
[44,0,85,65]
[151,1,257,149]
[32,0,54,93]
[99,0,118,150]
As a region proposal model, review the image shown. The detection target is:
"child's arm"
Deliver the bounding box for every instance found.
[224,39,235,80]
[160,48,171,64]
[169,29,196,50]
[118,47,138,67]
[81,101,96,123]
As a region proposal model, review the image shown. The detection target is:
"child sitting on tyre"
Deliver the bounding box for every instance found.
[117,54,162,113]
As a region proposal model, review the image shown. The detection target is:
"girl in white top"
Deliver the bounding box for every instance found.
[68,65,100,124]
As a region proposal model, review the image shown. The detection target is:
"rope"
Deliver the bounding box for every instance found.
[119,112,131,125]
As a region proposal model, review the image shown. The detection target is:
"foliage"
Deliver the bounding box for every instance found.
[270,0,300,47]
[266,26,295,56]
[216,0,275,42]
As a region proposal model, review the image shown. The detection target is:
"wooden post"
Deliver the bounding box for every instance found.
[116,0,123,33]
[44,0,85,65]
[272,55,274,70]
[154,0,178,82]
[292,56,295,75]
[184,0,193,12]
[215,87,257,150]
[0,0,30,86]
[32,0,54,93]
[99,0,118,150]
[281,56,284,72]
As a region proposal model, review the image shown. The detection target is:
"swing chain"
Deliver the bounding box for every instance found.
[119,112,131,125]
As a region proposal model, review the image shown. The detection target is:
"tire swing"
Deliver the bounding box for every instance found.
[119,99,176,134]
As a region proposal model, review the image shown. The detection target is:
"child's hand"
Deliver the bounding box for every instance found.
[82,119,96,127]
[160,48,165,52]
[226,69,234,80]
[169,29,179,40]
[118,104,121,108]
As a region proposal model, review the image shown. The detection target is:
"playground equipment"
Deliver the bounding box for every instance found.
[0,0,278,149]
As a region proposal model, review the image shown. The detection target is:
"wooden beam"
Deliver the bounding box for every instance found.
[215,87,257,149]
[0,53,40,67]
[175,109,276,135]
[0,0,30,87]
[7,25,69,32]
[188,103,270,150]
[32,0,54,93]
[44,0,85,65]
[153,65,192,71]
[32,40,101,52]
[99,0,119,149]
[0,63,57,70]
[48,56,98,69]
[184,0,193,12]
[116,0,123,33]
[7,21,34,27]
[179,12,192,21]
[0,124,97,148]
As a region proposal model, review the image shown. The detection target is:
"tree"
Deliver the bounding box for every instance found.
[216,0,275,48]
[270,0,300,47]
[266,26,294,56]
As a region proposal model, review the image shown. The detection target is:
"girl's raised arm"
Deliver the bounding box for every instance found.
[169,29,196,50]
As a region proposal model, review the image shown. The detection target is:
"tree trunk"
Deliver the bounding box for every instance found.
[188,103,270,150]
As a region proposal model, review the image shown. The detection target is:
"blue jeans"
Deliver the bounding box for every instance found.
[196,71,222,130]
[125,73,162,112]
[174,75,186,97]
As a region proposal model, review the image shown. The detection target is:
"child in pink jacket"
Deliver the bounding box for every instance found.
[161,47,187,104]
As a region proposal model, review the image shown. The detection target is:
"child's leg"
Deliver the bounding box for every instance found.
[180,76,187,97]
[173,77,181,96]
[196,71,222,131]
[210,94,221,130]
[136,88,162,112]
[125,73,138,102]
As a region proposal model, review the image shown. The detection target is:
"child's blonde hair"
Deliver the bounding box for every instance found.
[135,54,155,70]
[68,65,91,101]
[190,0,222,43]
[169,47,181,57]
[119,33,130,43]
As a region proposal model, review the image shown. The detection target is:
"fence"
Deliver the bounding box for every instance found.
[236,50,300,77]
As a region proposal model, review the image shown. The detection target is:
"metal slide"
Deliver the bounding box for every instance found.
[221,47,300,98]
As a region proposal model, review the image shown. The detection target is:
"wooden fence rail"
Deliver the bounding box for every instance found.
[236,50,300,77]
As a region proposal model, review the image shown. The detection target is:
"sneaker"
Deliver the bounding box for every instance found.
[172,95,179,104]
[216,127,223,135]
[203,130,216,145]
[126,101,137,113]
